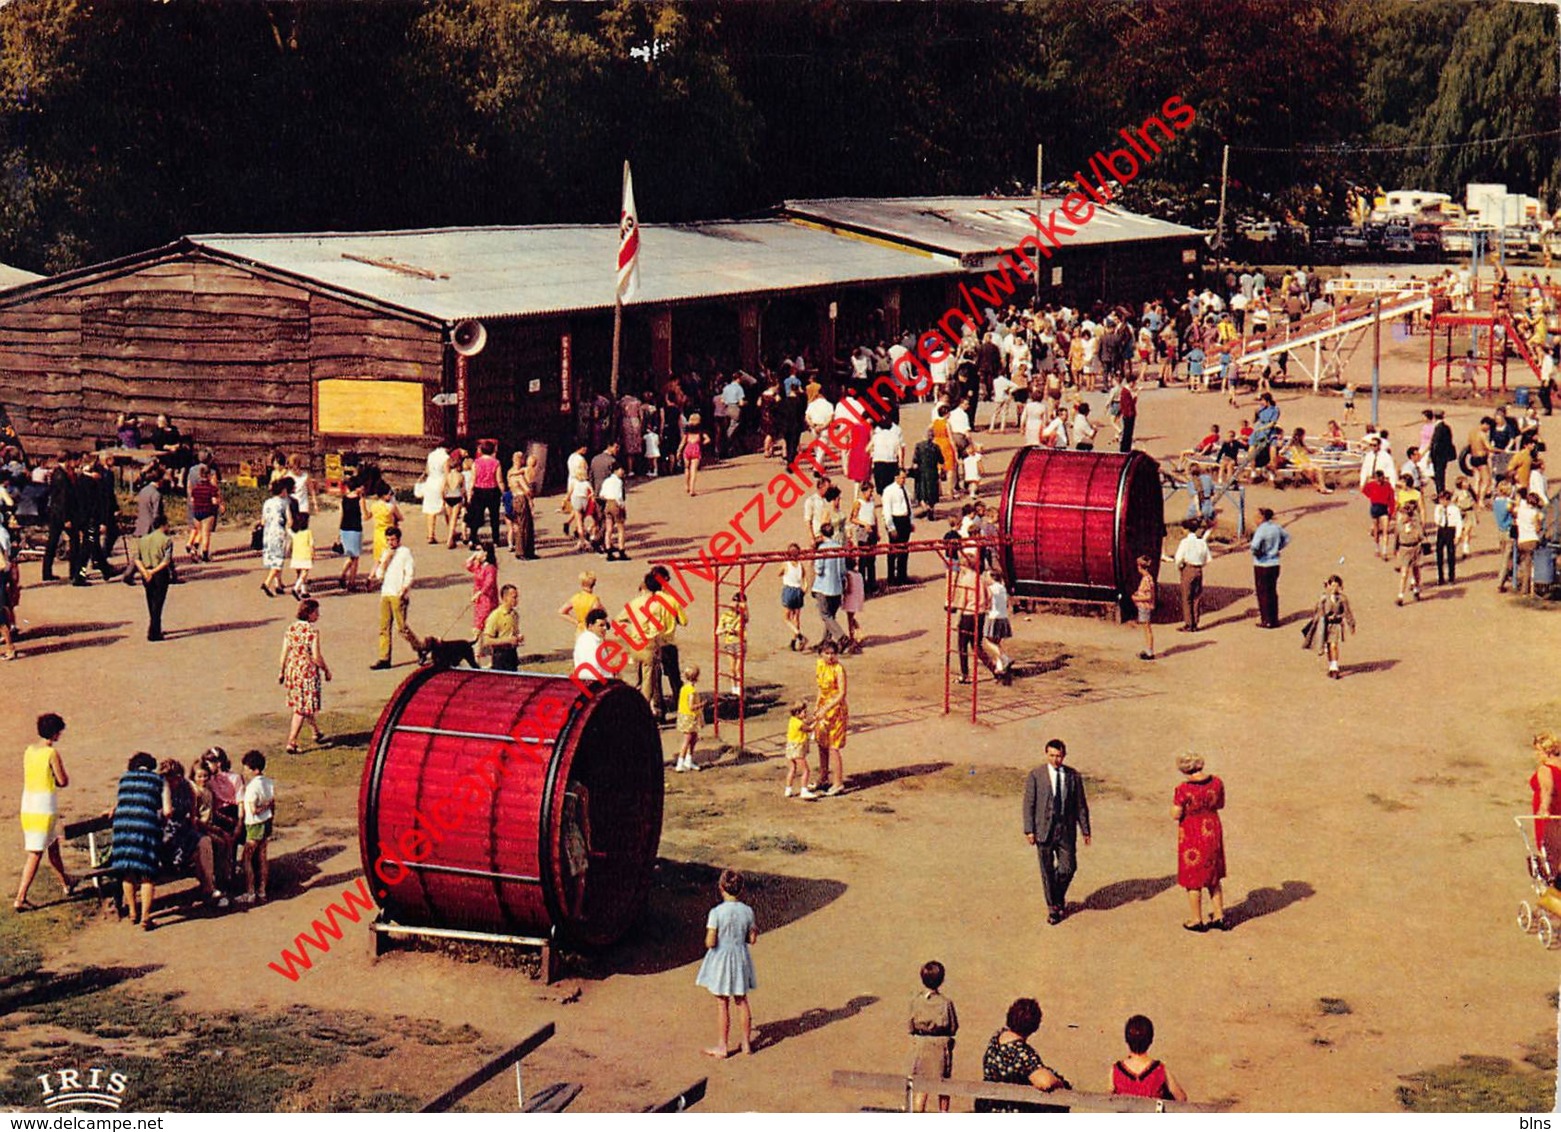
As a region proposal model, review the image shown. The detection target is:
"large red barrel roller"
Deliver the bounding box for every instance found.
[998,448,1166,611]
[359,669,663,948]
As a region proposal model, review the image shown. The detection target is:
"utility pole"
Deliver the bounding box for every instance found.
[1215,144,1230,266]
[1034,144,1043,306]
[1371,296,1382,429]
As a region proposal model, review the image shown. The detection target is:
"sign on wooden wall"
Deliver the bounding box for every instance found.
[560,333,573,414]
[317,379,424,437]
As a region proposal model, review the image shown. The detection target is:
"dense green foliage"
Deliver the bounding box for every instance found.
[0,0,1553,272]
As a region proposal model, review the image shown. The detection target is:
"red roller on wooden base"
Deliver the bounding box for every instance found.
[998,448,1166,612]
[359,669,662,948]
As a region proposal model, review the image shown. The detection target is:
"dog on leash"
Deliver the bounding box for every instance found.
[416,636,480,669]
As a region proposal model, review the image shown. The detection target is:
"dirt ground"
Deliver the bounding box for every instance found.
[2,321,1558,1113]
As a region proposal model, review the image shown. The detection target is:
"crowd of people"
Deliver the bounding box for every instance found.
[6,258,1559,1110]
[15,710,278,927]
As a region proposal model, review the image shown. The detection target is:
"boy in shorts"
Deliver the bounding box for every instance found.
[908,960,959,1112]
[237,750,275,904]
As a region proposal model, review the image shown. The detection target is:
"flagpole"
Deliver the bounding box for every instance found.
[611,158,633,398]
[610,297,622,398]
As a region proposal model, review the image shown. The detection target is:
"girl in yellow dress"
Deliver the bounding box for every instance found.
[369,484,401,564]
[813,640,849,797]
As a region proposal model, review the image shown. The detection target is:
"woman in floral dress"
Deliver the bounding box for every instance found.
[1173,753,1227,932]
[259,478,292,598]
[279,599,331,754]
[976,998,1069,1111]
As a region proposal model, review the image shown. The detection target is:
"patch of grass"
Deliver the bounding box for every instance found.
[1411,775,1461,788]
[664,795,749,829]
[923,764,1133,803]
[1365,793,1412,813]
[1447,756,1487,770]
[1522,1036,1557,1073]
[739,834,808,855]
[678,843,721,865]
[278,743,369,790]
[1397,1050,1554,1112]
[863,802,895,814]
[933,765,1029,798]
[1086,775,1134,802]
[303,1088,421,1113]
[394,1017,482,1047]
[0,889,98,979]
[1317,997,1353,1016]
[25,988,185,1040]
[0,992,478,1111]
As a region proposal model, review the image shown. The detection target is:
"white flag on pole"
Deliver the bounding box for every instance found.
[617,161,640,301]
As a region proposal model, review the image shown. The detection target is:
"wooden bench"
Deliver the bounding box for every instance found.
[831,1069,1231,1113]
[61,812,223,907]
[60,813,118,900]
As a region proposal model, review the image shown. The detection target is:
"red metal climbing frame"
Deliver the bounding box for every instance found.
[652,535,1006,752]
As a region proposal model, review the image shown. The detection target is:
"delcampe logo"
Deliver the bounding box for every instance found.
[36,1067,129,1110]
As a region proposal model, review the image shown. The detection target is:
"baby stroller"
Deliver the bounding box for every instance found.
[1514,815,1560,948]
[7,479,50,561]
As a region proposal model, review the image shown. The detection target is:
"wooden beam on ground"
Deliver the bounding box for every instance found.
[420,1023,556,1113]
[641,1078,708,1112]
[830,1069,1230,1114]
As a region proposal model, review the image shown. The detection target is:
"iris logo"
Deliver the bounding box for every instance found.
[36,1067,128,1109]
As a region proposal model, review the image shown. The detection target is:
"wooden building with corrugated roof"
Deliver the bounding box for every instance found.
[0,200,1200,480]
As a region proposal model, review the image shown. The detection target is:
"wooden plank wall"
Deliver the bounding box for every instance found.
[0,295,83,454]
[78,262,314,461]
[0,255,445,480]
[309,292,443,482]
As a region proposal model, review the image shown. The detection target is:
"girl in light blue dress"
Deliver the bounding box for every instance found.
[695,869,758,1058]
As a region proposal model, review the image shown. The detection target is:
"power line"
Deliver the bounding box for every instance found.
[1230,129,1561,156]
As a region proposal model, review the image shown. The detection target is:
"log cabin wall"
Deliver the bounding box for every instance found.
[0,293,83,453]
[78,260,313,463]
[0,252,446,482]
[0,255,313,464]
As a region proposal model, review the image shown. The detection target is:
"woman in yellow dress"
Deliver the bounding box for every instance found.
[15,712,77,911]
[1279,427,1334,494]
[930,409,958,493]
[813,640,849,797]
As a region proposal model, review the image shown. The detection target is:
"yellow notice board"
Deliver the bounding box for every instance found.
[317,379,424,437]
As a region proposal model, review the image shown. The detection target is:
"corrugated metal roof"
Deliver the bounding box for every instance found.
[189,220,955,323]
[782,196,1203,257]
[0,262,44,290]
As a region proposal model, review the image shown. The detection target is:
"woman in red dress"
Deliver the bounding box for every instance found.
[844,409,873,485]
[1173,753,1226,932]
[1528,731,1561,878]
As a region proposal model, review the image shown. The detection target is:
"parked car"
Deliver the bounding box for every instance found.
[1411,223,1444,255]
[1441,227,1477,254]
[1381,224,1415,255]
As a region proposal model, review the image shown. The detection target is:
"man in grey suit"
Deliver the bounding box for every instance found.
[1023,738,1092,924]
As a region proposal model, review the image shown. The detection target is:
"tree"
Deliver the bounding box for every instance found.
[1420,2,1559,201]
